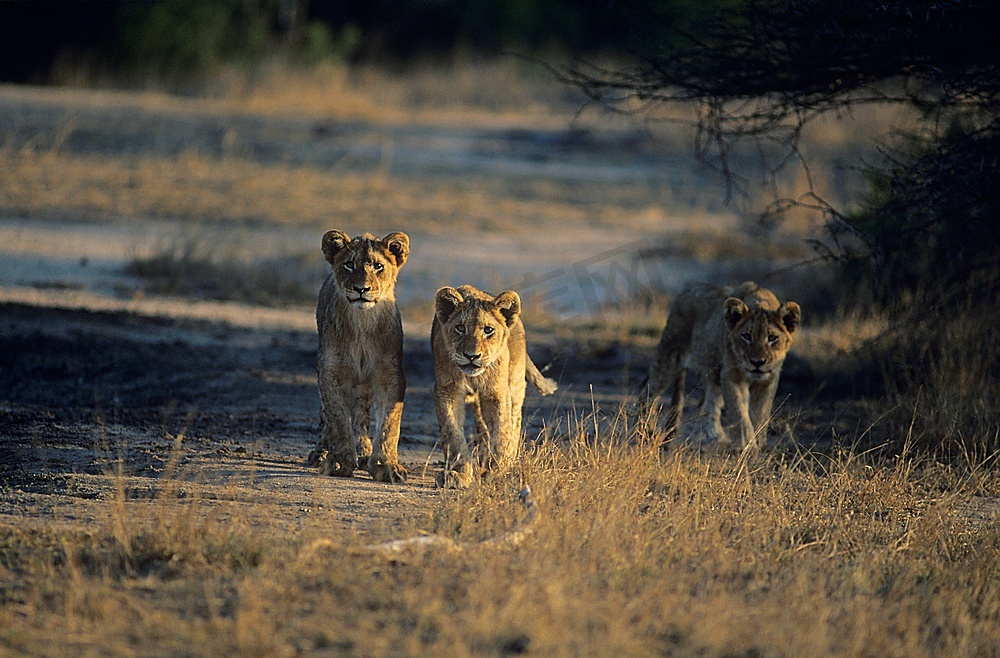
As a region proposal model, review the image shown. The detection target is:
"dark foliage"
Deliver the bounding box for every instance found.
[0,1,121,84]
[563,0,1000,289]
[565,1,999,121]
[847,128,1000,301]
[0,1,740,82]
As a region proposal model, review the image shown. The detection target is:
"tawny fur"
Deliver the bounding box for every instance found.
[307,229,410,483]
[431,285,557,489]
[640,281,800,451]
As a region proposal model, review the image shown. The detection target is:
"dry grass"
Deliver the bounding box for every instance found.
[217,58,599,129]
[863,276,1000,456]
[0,56,899,233]
[792,309,890,381]
[54,55,639,130]
[122,230,325,306]
[0,147,675,235]
[0,61,679,237]
[3,418,999,656]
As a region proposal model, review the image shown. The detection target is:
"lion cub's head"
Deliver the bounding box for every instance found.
[723,284,800,380]
[435,285,521,377]
[322,230,409,308]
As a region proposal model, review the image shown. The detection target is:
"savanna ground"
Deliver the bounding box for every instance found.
[1,62,999,656]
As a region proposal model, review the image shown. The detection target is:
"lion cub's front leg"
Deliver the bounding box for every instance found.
[478,389,516,473]
[722,377,757,451]
[746,377,779,450]
[350,385,373,470]
[366,366,407,483]
[434,382,476,489]
[315,364,357,477]
[698,378,729,445]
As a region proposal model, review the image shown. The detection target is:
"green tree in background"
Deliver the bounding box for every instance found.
[116,0,276,77]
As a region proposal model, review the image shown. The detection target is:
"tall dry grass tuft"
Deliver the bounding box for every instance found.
[0,436,283,654]
[95,435,268,583]
[124,230,324,306]
[850,271,1000,457]
[467,424,1000,656]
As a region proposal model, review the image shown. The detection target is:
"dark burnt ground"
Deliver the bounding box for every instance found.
[0,302,316,490]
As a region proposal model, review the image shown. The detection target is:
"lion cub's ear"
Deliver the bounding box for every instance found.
[322,230,351,265]
[435,287,464,324]
[381,232,410,268]
[723,297,748,329]
[493,291,521,327]
[779,302,801,334]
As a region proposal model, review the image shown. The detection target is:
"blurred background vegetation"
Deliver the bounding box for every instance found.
[0,0,738,85]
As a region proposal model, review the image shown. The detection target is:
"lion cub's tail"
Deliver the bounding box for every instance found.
[526,356,558,395]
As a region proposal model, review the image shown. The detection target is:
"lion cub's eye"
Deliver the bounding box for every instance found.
[767,334,779,344]
[455,325,466,335]
[343,261,355,272]
[741,332,752,343]
[483,326,495,337]
[372,262,384,272]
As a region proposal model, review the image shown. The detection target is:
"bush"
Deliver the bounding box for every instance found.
[115,1,276,81]
[843,127,1000,303]
[833,122,1000,454]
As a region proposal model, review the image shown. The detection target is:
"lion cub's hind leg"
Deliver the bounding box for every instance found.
[665,368,686,442]
[640,305,694,443]
[305,419,328,468]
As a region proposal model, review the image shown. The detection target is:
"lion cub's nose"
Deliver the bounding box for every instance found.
[353,285,371,294]
[750,357,766,368]
[464,351,481,361]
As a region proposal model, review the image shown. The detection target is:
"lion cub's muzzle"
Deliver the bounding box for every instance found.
[745,357,773,379]
[453,352,487,376]
[345,284,380,307]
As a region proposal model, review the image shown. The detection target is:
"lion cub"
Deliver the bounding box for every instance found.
[431,285,557,489]
[307,230,410,483]
[640,281,800,451]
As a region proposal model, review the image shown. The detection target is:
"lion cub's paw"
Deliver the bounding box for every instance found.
[435,462,476,490]
[305,448,327,468]
[318,452,356,477]
[697,417,729,446]
[368,459,407,484]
